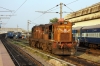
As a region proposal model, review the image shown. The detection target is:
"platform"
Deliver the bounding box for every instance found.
[0,40,15,66]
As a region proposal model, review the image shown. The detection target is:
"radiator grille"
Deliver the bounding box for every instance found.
[60,33,70,42]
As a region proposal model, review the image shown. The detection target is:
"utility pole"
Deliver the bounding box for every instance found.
[27,20,31,38]
[0,23,2,28]
[0,21,6,28]
[60,3,63,18]
[0,21,6,34]
[17,24,18,32]
[0,22,1,34]
[0,21,2,28]
[35,2,64,18]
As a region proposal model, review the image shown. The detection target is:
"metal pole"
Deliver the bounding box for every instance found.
[17,25,18,32]
[60,3,63,18]
[27,20,31,38]
[27,20,29,38]
[0,23,1,28]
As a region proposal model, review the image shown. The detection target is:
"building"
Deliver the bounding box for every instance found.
[64,2,100,27]
[0,28,26,34]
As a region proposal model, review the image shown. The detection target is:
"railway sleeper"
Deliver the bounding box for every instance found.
[86,49,100,55]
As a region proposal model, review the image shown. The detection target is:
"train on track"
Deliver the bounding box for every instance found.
[29,18,77,55]
[72,24,100,49]
[14,32,22,39]
[6,31,15,38]
[5,31,22,39]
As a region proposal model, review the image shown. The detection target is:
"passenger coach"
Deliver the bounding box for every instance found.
[72,24,100,49]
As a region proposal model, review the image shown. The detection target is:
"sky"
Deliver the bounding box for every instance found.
[0,0,100,31]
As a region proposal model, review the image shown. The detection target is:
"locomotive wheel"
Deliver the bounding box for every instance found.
[89,44,92,48]
[41,43,44,50]
[42,43,47,51]
[37,42,40,48]
[33,41,36,47]
[48,43,52,52]
[39,43,42,49]
[70,47,76,55]
[93,45,97,49]
[35,41,39,48]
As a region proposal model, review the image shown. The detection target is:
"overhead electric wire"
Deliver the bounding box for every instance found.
[4,0,27,27]
[63,0,79,12]
[33,14,45,20]
[50,7,59,11]
[46,7,60,13]
[63,4,74,12]
[0,11,12,12]
[32,0,79,22]
[0,7,12,27]
[66,0,79,5]
[8,0,27,19]
[14,0,27,13]
[32,4,60,22]
[0,7,13,12]
[45,4,59,12]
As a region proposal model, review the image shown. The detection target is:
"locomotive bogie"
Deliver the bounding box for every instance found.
[29,39,76,55]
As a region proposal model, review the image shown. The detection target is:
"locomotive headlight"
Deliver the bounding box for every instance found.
[64,22,67,24]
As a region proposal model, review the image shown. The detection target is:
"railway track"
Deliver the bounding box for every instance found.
[60,55,100,66]
[77,47,88,52]
[7,39,100,66]
[1,38,43,66]
[57,47,100,66]
[77,47,100,56]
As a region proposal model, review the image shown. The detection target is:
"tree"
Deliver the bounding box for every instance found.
[49,18,58,23]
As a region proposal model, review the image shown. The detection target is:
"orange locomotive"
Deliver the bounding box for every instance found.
[29,18,77,55]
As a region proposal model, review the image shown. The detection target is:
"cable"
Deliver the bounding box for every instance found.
[63,4,74,12]
[63,0,79,12]
[14,0,27,13]
[46,4,59,12]
[0,11,12,12]
[0,7,12,12]
[66,0,78,5]
[32,1,78,24]
[32,4,60,22]
[48,7,60,12]
[4,0,27,27]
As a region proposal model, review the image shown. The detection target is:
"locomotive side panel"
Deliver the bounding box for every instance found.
[43,34,48,40]
[37,26,43,39]
[43,24,51,40]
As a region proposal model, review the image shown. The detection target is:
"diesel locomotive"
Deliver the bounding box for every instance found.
[14,32,22,39]
[5,31,15,39]
[29,18,77,55]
